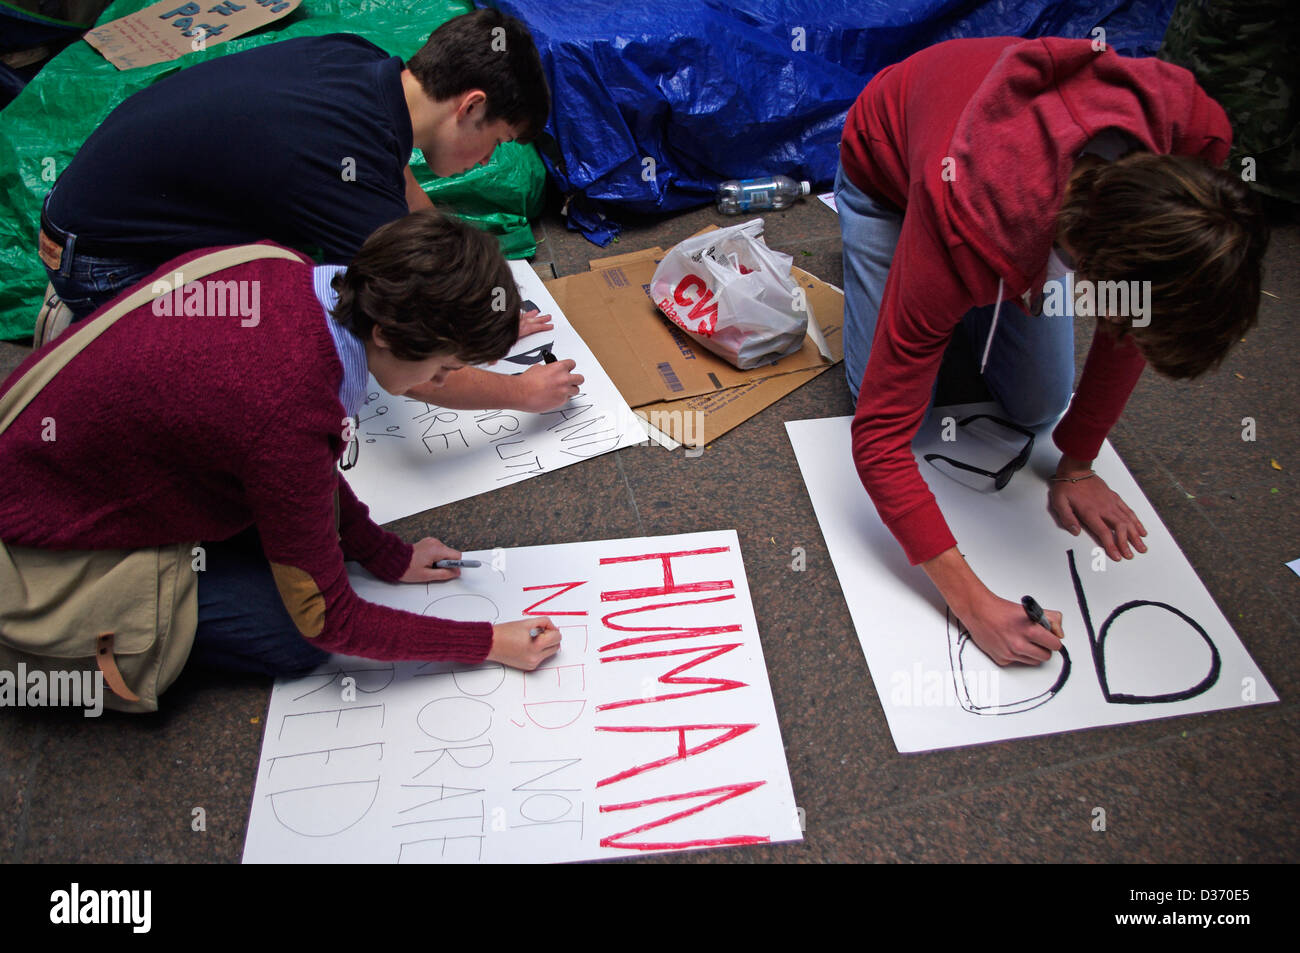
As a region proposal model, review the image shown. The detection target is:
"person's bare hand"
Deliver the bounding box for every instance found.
[1049,470,1148,561]
[515,360,584,413]
[487,618,562,670]
[959,590,1065,666]
[518,308,554,340]
[399,537,463,583]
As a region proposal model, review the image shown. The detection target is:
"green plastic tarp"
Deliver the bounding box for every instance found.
[0,0,547,340]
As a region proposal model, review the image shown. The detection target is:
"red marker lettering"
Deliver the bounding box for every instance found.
[599,594,741,651]
[596,723,757,787]
[521,580,589,617]
[599,782,768,851]
[599,547,734,602]
[596,643,747,711]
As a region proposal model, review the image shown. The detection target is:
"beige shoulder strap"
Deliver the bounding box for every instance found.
[0,244,306,437]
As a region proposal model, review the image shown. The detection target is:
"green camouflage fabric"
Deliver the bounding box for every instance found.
[1160,0,1299,204]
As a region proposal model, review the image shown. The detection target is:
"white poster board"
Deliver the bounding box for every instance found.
[344,261,648,524]
[786,405,1277,753]
[243,531,801,863]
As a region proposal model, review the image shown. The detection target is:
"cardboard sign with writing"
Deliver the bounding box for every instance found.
[85,0,301,71]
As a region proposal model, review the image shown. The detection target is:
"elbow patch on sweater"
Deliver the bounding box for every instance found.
[269,562,326,639]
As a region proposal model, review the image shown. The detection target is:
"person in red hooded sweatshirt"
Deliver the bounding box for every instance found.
[836,36,1269,667]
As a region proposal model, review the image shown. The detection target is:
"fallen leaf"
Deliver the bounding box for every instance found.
[1271,459,1283,471]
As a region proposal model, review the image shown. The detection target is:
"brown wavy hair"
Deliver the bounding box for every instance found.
[1057,152,1269,379]
[331,210,520,365]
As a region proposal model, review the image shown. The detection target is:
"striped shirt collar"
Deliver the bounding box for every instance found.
[312,265,368,419]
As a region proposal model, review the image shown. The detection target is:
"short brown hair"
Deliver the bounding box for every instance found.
[331,211,520,365]
[407,8,550,142]
[1057,152,1269,379]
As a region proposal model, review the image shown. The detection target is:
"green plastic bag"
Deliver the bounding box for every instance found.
[0,0,547,340]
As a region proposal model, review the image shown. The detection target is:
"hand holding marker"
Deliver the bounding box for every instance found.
[1020,595,1054,633]
[487,617,561,671]
[1013,590,1066,642]
[434,558,553,641]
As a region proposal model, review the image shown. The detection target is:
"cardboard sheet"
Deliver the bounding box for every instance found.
[85,0,301,70]
[551,249,843,448]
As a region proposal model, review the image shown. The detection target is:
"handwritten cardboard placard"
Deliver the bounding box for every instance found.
[85,0,301,70]
[242,531,802,863]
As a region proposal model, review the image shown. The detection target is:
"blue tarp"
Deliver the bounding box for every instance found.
[488,0,1178,243]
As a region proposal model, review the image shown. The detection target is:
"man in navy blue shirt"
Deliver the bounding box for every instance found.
[37,8,584,414]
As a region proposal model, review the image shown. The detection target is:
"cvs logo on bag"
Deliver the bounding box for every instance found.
[657,274,719,336]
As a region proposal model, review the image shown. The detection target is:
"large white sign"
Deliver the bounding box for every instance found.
[243,531,801,863]
[344,260,647,524]
[786,406,1277,752]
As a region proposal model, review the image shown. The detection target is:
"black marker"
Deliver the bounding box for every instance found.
[542,346,558,364]
[1021,595,1055,633]
[435,559,482,569]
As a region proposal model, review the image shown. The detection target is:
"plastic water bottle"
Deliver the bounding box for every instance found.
[716,175,811,214]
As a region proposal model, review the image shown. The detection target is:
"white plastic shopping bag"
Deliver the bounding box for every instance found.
[650,218,811,369]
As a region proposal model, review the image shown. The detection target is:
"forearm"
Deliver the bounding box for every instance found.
[1052,323,1145,460]
[920,545,990,617]
[407,365,523,411]
[336,476,412,581]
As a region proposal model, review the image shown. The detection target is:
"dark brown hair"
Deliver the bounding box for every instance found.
[1057,152,1269,379]
[407,8,550,142]
[331,210,520,365]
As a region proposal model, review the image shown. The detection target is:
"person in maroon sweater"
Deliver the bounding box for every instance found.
[0,211,561,676]
[836,37,1268,666]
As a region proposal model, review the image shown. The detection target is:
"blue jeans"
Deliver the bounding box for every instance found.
[189,528,331,678]
[42,198,156,322]
[47,255,155,324]
[834,163,1074,428]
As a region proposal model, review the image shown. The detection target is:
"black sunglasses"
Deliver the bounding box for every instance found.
[340,415,360,471]
[923,414,1035,491]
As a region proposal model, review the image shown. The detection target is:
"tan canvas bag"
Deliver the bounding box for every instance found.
[0,244,305,712]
